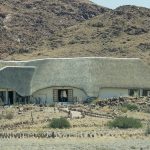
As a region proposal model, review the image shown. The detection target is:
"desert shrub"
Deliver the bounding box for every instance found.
[120,107,128,113]
[49,117,71,129]
[49,104,55,107]
[5,111,14,120]
[90,98,100,104]
[0,114,3,120]
[39,104,44,107]
[89,22,104,28]
[108,117,142,129]
[145,124,150,136]
[69,36,82,45]
[24,105,33,111]
[68,39,78,44]
[122,103,138,111]
[144,107,150,113]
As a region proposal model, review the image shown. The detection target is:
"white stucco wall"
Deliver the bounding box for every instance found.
[32,87,87,104]
[99,88,129,99]
[32,88,53,104]
[73,88,87,102]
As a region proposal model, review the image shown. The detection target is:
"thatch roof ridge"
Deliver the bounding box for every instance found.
[0,57,149,96]
[0,66,35,70]
[0,56,141,62]
[23,57,150,96]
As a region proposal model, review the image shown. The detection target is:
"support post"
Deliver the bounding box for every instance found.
[13,91,16,105]
[140,89,143,97]
[5,90,8,105]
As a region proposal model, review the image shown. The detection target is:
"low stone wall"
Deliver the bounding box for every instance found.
[0,130,144,139]
[0,119,49,130]
[95,97,150,108]
[69,108,115,119]
[58,106,116,119]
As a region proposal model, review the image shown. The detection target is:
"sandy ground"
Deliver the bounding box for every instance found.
[0,137,150,150]
[0,106,150,150]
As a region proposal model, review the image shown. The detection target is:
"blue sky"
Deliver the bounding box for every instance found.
[91,0,150,9]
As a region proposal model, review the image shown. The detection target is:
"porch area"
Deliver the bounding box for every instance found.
[0,89,30,105]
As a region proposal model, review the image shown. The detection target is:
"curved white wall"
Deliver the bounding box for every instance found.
[32,87,87,104]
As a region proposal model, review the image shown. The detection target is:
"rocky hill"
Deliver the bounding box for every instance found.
[43,5,149,63]
[0,0,108,58]
[0,1,150,64]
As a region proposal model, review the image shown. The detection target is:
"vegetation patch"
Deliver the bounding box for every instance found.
[5,111,14,120]
[0,114,3,120]
[144,107,150,113]
[108,117,142,129]
[145,124,150,136]
[49,117,71,129]
[120,107,128,113]
[122,103,138,111]
[89,22,104,28]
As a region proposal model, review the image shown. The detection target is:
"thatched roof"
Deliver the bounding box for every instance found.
[0,57,149,96]
[0,66,35,96]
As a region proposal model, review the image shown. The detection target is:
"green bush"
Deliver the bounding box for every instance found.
[5,112,14,120]
[120,107,128,113]
[144,107,150,113]
[122,103,138,111]
[0,114,3,120]
[145,124,150,136]
[49,118,71,129]
[108,117,142,129]
[68,39,79,44]
[49,104,55,107]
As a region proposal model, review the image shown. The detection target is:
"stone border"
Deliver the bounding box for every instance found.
[0,130,144,139]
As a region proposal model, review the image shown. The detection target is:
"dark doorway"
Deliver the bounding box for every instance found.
[8,91,14,105]
[143,90,150,96]
[0,91,5,105]
[128,89,140,97]
[58,89,68,102]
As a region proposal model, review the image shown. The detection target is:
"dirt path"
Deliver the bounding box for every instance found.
[0,137,150,150]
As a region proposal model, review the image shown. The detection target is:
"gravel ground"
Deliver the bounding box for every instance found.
[0,137,150,150]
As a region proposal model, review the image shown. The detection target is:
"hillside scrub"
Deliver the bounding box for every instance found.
[5,111,14,120]
[49,118,71,129]
[145,123,150,136]
[122,103,138,111]
[108,117,142,129]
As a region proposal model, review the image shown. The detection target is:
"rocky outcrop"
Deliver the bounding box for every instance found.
[0,2,150,63]
[137,43,150,52]
[0,0,109,55]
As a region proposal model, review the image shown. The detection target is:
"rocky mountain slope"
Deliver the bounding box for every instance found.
[0,0,108,58]
[43,5,149,63]
[0,1,150,64]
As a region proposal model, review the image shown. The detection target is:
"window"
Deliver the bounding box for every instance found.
[58,89,68,102]
[143,90,150,96]
[129,89,140,97]
[53,89,73,102]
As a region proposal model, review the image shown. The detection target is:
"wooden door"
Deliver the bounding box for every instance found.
[68,89,73,102]
[53,89,58,102]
